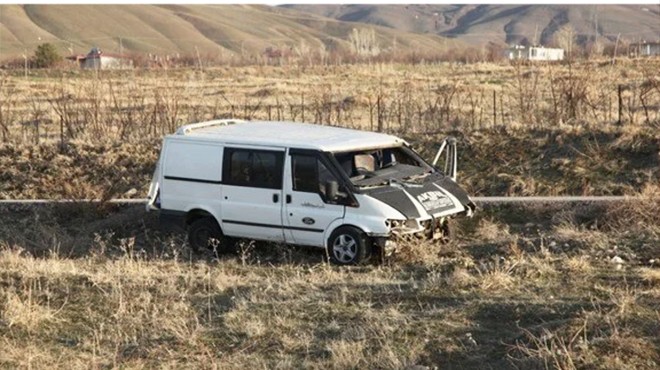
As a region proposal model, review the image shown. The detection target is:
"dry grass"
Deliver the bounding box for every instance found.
[474,218,511,242]
[1,59,658,145]
[2,288,59,332]
[0,200,657,369]
[640,268,660,284]
[0,60,658,368]
[2,127,658,200]
[0,61,658,199]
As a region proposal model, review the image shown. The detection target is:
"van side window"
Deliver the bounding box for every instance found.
[224,148,284,189]
[291,155,318,193]
[291,154,344,202]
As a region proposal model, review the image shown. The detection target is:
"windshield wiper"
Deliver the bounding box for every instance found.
[387,178,423,188]
[380,161,397,169]
[403,172,430,183]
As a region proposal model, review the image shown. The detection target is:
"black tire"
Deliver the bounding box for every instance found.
[327,226,370,265]
[188,217,232,254]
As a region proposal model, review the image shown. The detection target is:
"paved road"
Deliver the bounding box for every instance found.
[0,196,642,205]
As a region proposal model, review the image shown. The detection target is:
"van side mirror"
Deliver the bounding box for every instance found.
[325,180,339,201]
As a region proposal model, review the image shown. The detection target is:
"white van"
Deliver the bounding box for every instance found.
[147,119,475,265]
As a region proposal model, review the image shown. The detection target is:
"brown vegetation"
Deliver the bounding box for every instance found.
[0,59,659,368]
[1,60,658,146]
[0,60,658,199]
[0,190,659,368]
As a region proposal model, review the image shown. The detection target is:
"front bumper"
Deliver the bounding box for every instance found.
[372,236,398,257]
[371,217,450,257]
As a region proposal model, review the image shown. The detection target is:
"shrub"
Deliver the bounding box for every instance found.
[33,43,61,68]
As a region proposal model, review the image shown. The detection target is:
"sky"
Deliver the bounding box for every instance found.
[1,0,660,5]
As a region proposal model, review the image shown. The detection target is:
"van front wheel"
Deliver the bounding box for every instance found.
[327,226,370,265]
[188,218,231,254]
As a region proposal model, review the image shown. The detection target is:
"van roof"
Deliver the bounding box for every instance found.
[173,119,405,152]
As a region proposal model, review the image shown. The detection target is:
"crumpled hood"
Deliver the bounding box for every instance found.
[362,174,475,219]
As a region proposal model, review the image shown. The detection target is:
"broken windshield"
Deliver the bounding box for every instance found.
[331,146,434,188]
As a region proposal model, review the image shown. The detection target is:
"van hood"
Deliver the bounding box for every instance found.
[362,173,475,219]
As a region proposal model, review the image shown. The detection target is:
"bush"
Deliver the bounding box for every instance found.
[33,43,61,68]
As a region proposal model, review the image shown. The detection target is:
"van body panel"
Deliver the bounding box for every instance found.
[220,184,285,241]
[159,139,224,219]
[146,151,162,211]
[281,148,348,247]
[163,139,223,181]
[341,194,406,235]
[148,120,476,256]
[360,173,472,220]
[183,120,405,153]
[283,191,344,247]
[219,145,286,241]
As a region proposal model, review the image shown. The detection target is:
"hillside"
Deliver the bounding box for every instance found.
[283,4,660,47]
[0,4,456,61]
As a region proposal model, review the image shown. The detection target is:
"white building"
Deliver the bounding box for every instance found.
[68,47,133,69]
[507,45,564,61]
[633,42,660,57]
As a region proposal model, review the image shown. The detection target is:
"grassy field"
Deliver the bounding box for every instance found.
[1,60,659,143]
[0,60,659,368]
[1,194,659,369]
[1,127,658,200]
[0,60,659,199]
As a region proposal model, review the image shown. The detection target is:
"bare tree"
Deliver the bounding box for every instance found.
[555,26,577,60]
[349,28,380,57]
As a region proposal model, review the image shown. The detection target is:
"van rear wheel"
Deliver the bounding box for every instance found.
[188,218,232,254]
[327,226,370,265]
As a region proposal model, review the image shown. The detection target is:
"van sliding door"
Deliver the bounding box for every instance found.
[220,146,285,241]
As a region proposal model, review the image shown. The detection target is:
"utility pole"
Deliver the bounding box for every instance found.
[22,49,27,79]
[592,5,600,57]
[612,33,621,65]
[195,46,202,70]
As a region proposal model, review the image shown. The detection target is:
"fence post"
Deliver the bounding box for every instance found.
[492,90,497,127]
[369,98,374,131]
[377,95,383,132]
[617,84,623,125]
[499,93,505,127]
[277,102,281,121]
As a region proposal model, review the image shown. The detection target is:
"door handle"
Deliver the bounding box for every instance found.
[286,194,292,204]
[272,194,279,203]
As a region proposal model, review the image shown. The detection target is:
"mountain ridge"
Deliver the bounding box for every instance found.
[0,4,457,61]
[283,4,660,47]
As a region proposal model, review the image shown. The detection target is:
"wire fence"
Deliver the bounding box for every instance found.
[0,60,658,146]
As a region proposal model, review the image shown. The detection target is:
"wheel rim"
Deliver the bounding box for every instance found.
[332,234,357,263]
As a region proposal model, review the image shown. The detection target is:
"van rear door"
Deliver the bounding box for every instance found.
[220,146,286,242]
[146,153,161,211]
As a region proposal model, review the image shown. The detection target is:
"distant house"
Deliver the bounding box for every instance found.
[507,45,564,61]
[67,47,133,69]
[632,41,660,57]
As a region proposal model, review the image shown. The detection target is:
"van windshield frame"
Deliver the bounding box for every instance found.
[328,145,436,188]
